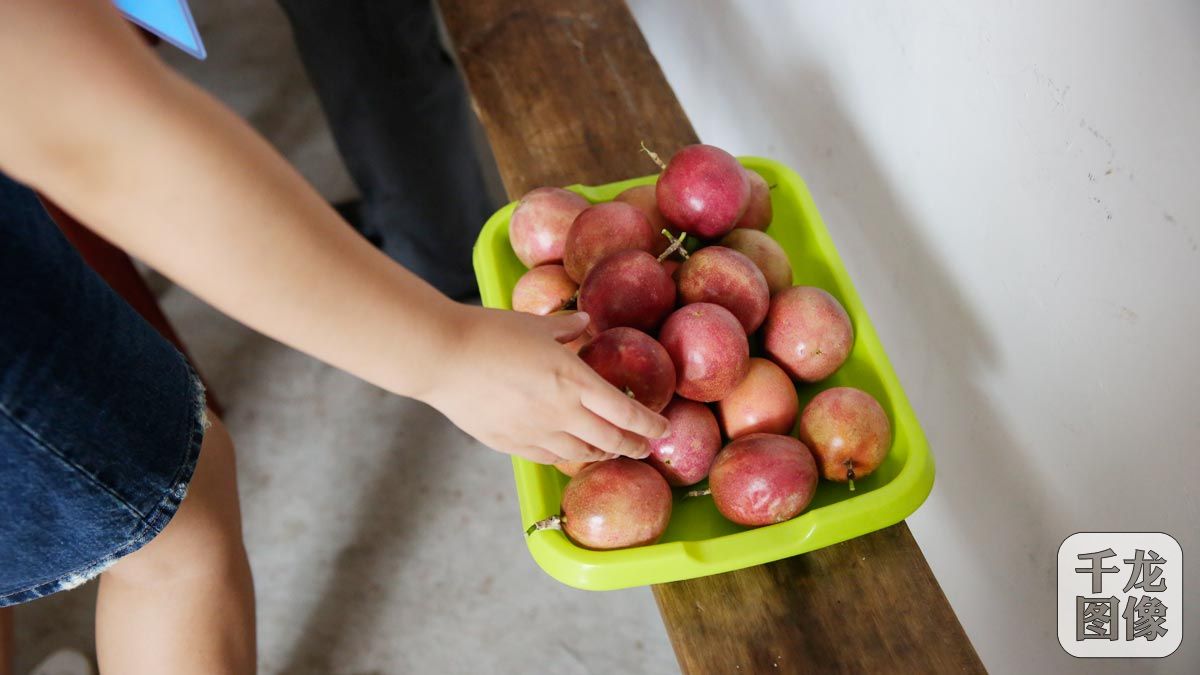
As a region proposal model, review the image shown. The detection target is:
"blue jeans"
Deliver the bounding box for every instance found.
[0,173,208,606]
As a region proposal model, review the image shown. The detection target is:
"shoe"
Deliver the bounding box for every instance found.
[333,199,480,301]
[333,199,384,249]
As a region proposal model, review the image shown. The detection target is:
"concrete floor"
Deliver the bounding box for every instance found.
[13,2,677,673]
[16,290,675,674]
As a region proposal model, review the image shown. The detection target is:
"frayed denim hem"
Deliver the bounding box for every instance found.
[0,371,208,607]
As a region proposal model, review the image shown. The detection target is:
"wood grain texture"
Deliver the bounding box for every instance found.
[439,0,698,194]
[439,1,984,672]
[654,523,984,673]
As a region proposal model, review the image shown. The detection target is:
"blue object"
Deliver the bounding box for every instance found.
[114,0,206,60]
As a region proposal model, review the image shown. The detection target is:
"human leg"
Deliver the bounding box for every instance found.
[95,412,254,675]
[277,0,493,299]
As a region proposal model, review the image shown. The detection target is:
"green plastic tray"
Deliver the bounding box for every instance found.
[473,157,934,590]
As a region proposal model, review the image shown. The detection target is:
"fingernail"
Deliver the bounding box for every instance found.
[575,312,589,322]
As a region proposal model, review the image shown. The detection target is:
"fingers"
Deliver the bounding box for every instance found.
[542,432,609,462]
[513,446,562,465]
[514,434,610,464]
[579,379,670,441]
[543,311,590,343]
[567,409,653,460]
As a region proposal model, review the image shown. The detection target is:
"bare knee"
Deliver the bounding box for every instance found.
[105,411,247,587]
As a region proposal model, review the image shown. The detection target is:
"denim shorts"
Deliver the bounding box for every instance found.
[0,172,207,606]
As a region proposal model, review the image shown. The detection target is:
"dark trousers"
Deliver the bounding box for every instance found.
[276,0,492,299]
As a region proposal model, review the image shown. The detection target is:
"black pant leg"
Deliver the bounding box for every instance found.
[277,0,492,299]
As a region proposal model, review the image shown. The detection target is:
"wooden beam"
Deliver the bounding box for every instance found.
[440,0,697,193]
[439,1,984,671]
[654,523,983,673]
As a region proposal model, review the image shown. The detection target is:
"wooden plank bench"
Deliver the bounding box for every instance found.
[437,2,986,672]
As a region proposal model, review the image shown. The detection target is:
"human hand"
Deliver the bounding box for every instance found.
[421,307,669,464]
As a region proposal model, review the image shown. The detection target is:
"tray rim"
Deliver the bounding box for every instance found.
[473,156,935,590]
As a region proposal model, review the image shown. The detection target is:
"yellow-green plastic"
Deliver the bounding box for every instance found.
[473,157,934,591]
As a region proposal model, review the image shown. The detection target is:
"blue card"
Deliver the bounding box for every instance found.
[114,0,206,60]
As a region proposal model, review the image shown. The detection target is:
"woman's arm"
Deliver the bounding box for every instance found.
[0,0,667,462]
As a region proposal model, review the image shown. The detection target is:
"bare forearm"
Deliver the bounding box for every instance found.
[71,78,465,399]
[0,0,669,465]
[0,0,463,399]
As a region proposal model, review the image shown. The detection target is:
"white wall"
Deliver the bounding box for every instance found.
[628,1,1199,672]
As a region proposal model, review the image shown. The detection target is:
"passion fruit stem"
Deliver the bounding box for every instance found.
[685,487,712,498]
[657,229,689,262]
[846,461,857,492]
[525,514,563,536]
[640,141,668,170]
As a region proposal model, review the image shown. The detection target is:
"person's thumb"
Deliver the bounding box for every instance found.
[545,310,590,343]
